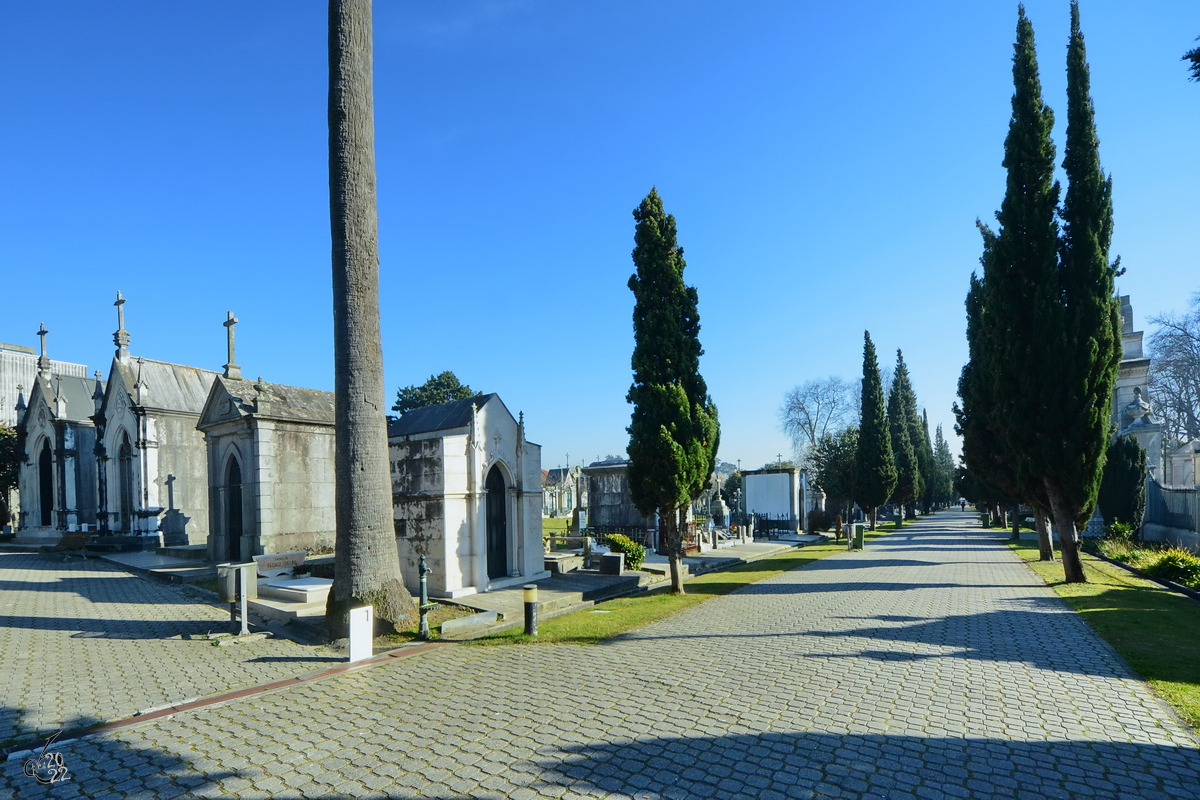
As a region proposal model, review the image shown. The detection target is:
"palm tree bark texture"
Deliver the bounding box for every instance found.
[326,0,416,636]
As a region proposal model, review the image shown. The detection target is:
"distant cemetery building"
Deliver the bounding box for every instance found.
[12,327,102,544]
[92,294,217,547]
[742,466,813,535]
[542,465,584,516]
[1164,439,1200,489]
[1,338,87,428]
[581,460,656,544]
[198,361,337,563]
[388,394,548,599]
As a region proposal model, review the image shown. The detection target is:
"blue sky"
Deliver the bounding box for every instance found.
[2,1,1197,471]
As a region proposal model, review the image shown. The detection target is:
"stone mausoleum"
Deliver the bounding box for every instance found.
[197,312,338,563]
[199,376,336,564]
[389,394,547,598]
[12,326,103,543]
[92,295,216,547]
[742,465,814,534]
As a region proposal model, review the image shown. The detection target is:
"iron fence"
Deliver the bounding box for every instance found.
[592,526,655,549]
[1147,478,1198,532]
[753,513,797,538]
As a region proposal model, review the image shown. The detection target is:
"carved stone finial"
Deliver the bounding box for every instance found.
[223,311,242,379]
[36,323,49,374]
[1122,386,1157,430]
[113,291,131,359]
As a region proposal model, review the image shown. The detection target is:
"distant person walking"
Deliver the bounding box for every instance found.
[960,500,966,511]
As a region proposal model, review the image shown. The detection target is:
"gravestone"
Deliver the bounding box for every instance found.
[253,551,306,578]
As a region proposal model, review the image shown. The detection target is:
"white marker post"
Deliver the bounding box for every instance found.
[347,605,374,663]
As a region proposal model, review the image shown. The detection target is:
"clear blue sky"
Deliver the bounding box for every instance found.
[2,1,1197,471]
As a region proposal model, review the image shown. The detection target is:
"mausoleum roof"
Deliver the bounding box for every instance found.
[388,393,497,437]
[111,358,218,415]
[217,377,335,424]
[25,373,102,424]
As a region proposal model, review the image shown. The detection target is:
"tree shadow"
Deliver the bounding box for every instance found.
[0,552,212,606]
[794,557,950,570]
[600,600,1129,678]
[725,580,1039,596]
[522,729,1200,800]
[1,705,248,799]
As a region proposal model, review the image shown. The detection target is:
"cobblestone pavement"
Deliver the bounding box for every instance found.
[6,513,1200,799]
[0,552,340,746]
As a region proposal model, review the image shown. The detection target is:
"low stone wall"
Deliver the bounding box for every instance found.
[1143,523,1200,554]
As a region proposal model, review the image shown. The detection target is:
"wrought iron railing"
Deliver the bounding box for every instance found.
[752,513,797,538]
[592,526,655,549]
[1147,478,1198,532]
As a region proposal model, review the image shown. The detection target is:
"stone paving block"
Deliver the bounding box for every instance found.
[0,552,339,747]
[6,513,1200,798]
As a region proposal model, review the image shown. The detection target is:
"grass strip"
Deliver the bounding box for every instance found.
[472,525,897,646]
[1009,540,1200,731]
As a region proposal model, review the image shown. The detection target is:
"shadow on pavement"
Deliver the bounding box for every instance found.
[603,599,1137,678]
[5,710,1198,799]
[2,703,247,800]
[0,553,212,606]
[521,729,1200,800]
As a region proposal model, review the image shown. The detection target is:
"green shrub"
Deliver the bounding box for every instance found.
[1143,549,1200,588]
[1098,539,1200,590]
[1105,520,1136,541]
[604,534,646,571]
[1097,537,1138,563]
[807,508,831,533]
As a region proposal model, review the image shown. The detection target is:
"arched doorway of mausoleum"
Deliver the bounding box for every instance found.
[485,464,509,580]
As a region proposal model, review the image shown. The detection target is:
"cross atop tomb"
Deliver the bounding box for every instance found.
[113,291,131,359]
[223,311,242,380]
[36,323,49,374]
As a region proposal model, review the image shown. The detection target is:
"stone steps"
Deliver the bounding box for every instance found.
[156,544,209,561]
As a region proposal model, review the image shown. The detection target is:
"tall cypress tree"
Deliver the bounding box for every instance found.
[958,7,1060,561]
[855,332,896,530]
[887,350,920,517]
[919,409,937,510]
[1034,0,1122,582]
[897,352,929,516]
[626,188,718,594]
[1098,436,1147,531]
[933,424,955,507]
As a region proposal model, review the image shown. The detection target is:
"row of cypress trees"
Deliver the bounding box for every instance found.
[852,332,952,530]
[955,2,1122,584]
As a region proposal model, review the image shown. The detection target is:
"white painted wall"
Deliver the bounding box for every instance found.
[744,472,795,517]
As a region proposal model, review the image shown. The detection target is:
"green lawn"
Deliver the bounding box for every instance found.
[472,529,890,646]
[542,517,571,535]
[1009,541,1200,731]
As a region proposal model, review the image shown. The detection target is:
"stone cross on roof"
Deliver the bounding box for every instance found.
[113,291,131,360]
[36,322,49,374]
[223,311,242,380]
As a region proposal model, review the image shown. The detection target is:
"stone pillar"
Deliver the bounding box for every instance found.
[253,421,277,555]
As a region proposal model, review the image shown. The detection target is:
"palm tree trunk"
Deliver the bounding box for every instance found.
[326,0,416,636]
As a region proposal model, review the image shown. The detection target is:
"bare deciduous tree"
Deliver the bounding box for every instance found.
[781,377,853,466]
[1148,292,1200,445]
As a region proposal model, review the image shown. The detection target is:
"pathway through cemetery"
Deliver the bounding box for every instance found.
[5,512,1200,799]
[0,553,339,747]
